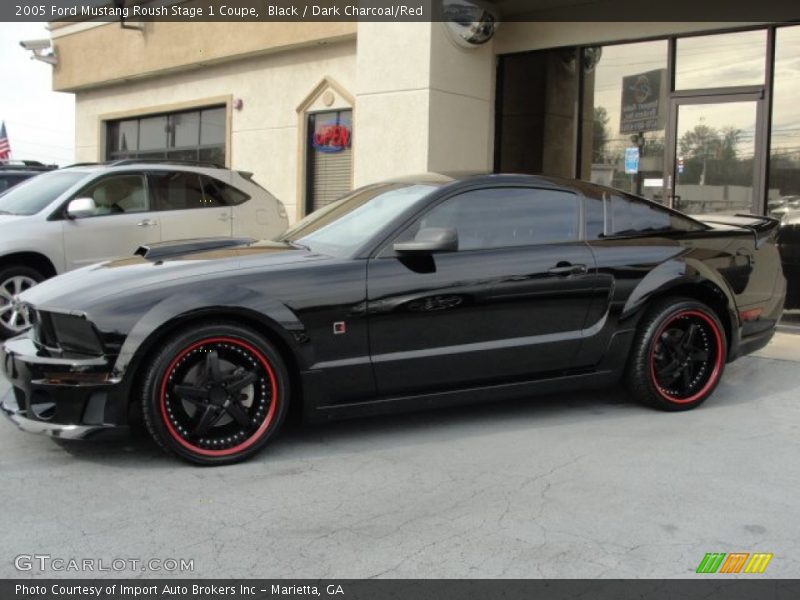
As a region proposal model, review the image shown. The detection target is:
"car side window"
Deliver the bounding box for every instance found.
[75,174,148,216]
[151,171,222,211]
[202,176,250,206]
[585,191,706,239]
[397,187,580,251]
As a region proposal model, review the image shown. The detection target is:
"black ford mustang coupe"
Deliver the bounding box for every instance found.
[0,174,786,464]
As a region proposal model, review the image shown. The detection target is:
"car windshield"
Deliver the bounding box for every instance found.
[278,183,437,256]
[0,170,86,216]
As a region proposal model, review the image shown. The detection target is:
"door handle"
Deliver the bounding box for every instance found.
[547,263,587,276]
[218,213,231,222]
[137,219,157,227]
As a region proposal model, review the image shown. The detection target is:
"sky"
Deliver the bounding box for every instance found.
[0,22,75,166]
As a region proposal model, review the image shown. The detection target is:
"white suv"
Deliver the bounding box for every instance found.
[0,161,289,336]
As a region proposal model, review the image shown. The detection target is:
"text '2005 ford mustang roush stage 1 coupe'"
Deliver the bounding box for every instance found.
[0,174,787,464]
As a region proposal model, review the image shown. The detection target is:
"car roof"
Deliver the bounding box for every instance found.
[57,160,232,176]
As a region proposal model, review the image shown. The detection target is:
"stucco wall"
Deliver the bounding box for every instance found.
[73,39,357,222]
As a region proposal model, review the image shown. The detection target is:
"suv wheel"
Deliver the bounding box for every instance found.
[141,322,290,465]
[0,265,44,337]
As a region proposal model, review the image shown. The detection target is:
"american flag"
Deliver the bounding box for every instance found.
[0,121,10,160]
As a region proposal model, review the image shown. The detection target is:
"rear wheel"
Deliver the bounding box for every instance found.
[0,265,45,338]
[625,298,727,411]
[141,322,289,465]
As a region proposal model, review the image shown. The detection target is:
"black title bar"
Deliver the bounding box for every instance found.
[2,0,800,23]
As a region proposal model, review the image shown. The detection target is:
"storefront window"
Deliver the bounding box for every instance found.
[675,30,766,90]
[106,106,226,165]
[768,25,800,218]
[580,40,668,202]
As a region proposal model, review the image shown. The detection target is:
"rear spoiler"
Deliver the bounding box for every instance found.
[695,213,780,248]
[135,237,255,260]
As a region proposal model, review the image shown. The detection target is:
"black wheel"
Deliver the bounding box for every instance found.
[625,298,727,411]
[0,265,45,338]
[141,322,290,465]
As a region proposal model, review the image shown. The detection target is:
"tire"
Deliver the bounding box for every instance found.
[141,322,290,465]
[625,297,727,411]
[0,265,46,338]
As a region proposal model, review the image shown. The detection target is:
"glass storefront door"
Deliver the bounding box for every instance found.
[666,95,764,215]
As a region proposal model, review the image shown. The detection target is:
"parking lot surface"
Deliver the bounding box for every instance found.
[1,332,799,579]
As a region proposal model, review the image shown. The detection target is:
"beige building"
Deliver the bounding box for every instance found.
[46,16,800,222]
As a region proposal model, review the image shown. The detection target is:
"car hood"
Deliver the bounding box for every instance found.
[21,239,321,311]
[0,214,29,225]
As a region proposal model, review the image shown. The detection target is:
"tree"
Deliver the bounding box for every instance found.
[677,121,746,185]
[592,106,609,163]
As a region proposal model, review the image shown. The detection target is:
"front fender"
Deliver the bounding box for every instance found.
[108,284,307,379]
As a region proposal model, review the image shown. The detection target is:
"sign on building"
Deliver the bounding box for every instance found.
[620,68,667,134]
[624,146,640,174]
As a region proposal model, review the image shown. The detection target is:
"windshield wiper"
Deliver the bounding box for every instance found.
[286,240,311,251]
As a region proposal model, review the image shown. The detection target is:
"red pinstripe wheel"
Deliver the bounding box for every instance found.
[142,323,289,465]
[625,298,727,411]
[649,310,724,404]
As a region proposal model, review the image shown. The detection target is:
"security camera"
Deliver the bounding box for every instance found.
[20,38,57,65]
[19,39,51,51]
[442,0,500,48]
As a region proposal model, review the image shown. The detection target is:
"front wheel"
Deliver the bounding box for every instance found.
[141,322,290,465]
[625,298,727,411]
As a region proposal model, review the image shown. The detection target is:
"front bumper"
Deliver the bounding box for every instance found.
[1,335,128,439]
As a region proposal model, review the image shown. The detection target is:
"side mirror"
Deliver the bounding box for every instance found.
[393,227,458,254]
[66,197,97,219]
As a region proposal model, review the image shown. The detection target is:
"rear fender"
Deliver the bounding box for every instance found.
[621,257,737,326]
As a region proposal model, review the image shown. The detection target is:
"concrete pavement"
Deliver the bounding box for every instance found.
[0,332,798,579]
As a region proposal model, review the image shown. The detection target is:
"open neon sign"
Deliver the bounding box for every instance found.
[312,122,351,153]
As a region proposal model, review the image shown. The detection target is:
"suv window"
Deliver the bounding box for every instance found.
[398,187,580,251]
[202,176,249,206]
[0,174,30,193]
[151,171,217,211]
[150,172,246,210]
[74,174,148,216]
[585,192,707,239]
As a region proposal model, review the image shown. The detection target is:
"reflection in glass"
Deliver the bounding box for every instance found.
[581,40,668,203]
[674,101,757,214]
[138,116,168,151]
[495,48,580,178]
[200,108,226,146]
[675,30,766,90]
[768,25,800,219]
[169,112,200,148]
[107,120,138,153]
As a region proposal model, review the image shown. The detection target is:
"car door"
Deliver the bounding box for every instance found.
[149,171,232,241]
[366,185,597,397]
[62,172,161,269]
